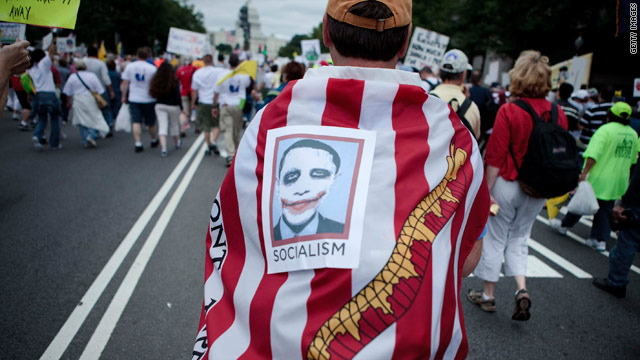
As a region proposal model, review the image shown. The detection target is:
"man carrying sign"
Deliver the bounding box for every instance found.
[193,1,489,359]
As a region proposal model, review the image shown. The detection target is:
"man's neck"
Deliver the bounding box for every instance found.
[442,80,463,86]
[330,50,397,69]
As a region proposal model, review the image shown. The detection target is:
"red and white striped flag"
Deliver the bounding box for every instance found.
[193,66,490,360]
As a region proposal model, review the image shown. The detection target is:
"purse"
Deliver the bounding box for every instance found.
[76,73,108,109]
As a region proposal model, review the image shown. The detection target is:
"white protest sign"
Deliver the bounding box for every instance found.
[634,78,640,98]
[301,39,321,63]
[0,22,26,44]
[404,26,450,70]
[484,61,499,85]
[42,32,53,50]
[56,36,76,53]
[166,27,211,58]
[567,56,588,91]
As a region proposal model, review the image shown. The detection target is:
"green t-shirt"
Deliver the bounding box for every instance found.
[584,122,640,200]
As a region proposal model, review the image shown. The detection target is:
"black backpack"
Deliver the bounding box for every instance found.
[511,99,580,198]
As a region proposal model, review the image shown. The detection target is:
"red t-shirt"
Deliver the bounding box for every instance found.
[176,65,195,97]
[10,76,24,91]
[485,97,569,181]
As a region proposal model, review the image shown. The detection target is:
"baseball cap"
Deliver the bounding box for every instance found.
[326,0,412,32]
[439,49,473,73]
[587,87,599,98]
[610,102,632,119]
[571,89,589,100]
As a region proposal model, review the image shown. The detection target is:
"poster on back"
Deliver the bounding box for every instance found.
[404,26,450,70]
[166,27,211,58]
[0,22,26,44]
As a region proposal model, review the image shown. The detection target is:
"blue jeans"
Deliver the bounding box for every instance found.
[562,199,614,242]
[100,90,113,127]
[607,207,640,287]
[32,92,61,148]
[78,125,99,146]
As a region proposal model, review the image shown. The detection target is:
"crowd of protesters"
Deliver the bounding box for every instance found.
[2,30,639,323]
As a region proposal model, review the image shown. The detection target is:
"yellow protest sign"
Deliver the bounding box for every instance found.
[546,193,570,220]
[0,0,82,30]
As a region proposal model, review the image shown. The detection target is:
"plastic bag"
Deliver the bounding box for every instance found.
[115,104,131,133]
[566,181,599,215]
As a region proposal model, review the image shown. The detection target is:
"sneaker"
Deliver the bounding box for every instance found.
[225,156,233,168]
[32,136,44,151]
[592,278,626,298]
[466,290,496,312]
[86,137,97,148]
[204,149,212,156]
[586,238,606,251]
[135,145,144,153]
[209,143,220,156]
[161,150,168,157]
[175,139,182,149]
[549,218,567,235]
[150,139,160,148]
[12,113,20,121]
[18,123,29,131]
[512,289,531,321]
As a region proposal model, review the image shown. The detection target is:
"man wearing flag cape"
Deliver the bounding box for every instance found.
[194,1,490,359]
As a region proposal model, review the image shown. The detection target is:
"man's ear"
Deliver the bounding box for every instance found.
[397,23,412,59]
[322,14,333,49]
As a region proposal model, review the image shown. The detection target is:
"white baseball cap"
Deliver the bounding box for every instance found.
[440,49,473,73]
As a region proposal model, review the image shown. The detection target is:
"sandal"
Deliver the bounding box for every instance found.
[467,290,496,312]
[512,289,531,321]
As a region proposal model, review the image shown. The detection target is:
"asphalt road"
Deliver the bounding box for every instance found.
[0,109,638,359]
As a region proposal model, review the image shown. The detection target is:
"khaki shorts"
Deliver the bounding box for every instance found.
[197,103,218,131]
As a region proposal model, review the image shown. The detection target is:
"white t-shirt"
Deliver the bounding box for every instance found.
[214,72,251,107]
[122,60,157,103]
[191,66,226,105]
[83,57,111,87]
[28,54,56,93]
[63,71,105,96]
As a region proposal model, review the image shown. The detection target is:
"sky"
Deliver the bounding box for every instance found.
[189,0,329,40]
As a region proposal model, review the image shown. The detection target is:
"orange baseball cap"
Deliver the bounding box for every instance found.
[326,0,412,32]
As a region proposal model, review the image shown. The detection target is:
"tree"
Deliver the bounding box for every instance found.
[279,22,329,59]
[216,44,232,55]
[27,0,205,54]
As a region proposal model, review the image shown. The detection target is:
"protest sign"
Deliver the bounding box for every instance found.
[404,26,450,70]
[634,78,640,98]
[0,22,26,44]
[42,32,53,50]
[0,0,81,29]
[166,27,211,58]
[301,39,321,62]
[550,53,593,90]
[57,35,76,53]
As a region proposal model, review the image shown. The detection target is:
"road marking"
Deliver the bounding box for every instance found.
[525,255,563,278]
[537,215,640,276]
[558,207,617,239]
[40,135,205,360]
[79,142,208,360]
[528,238,592,278]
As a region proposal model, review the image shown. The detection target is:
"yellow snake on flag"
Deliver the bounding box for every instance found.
[307,143,468,360]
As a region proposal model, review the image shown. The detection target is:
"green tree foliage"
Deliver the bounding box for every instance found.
[216,43,233,55]
[28,0,205,54]
[279,23,329,58]
[412,0,616,63]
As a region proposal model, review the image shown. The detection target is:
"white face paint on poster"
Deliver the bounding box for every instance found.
[261,126,376,274]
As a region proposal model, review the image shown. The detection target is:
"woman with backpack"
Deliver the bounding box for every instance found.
[467,51,569,321]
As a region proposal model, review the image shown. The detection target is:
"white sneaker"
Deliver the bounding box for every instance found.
[585,238,606,251]
[549,218,567,235]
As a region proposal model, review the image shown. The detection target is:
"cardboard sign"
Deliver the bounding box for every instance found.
[550,53,593,90]
[404,26,450,70]
[301,39,321,63]
[261,125,376,274]
[56,35,76,53]
[41,32,52,50]
[634,78,640,98]
[0,0,81,29]
[166,27,211,58]
[0,22,25,44]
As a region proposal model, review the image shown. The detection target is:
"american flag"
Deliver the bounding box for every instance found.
[193,66,490,360]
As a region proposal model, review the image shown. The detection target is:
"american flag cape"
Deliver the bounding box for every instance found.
[194,66,490,360]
